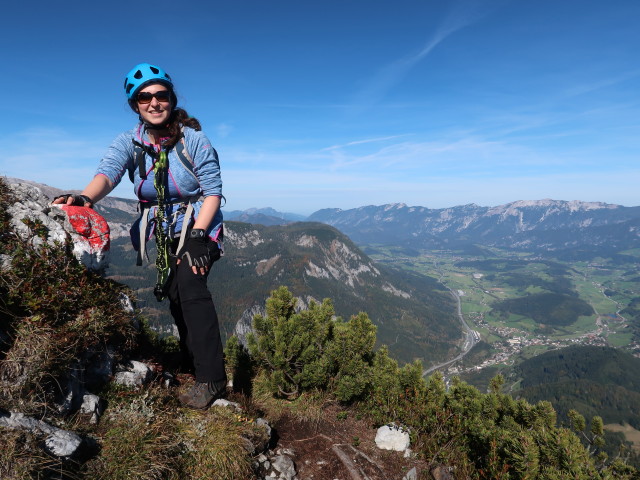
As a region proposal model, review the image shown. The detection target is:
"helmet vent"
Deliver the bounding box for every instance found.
[134,70,143,79]
[150,66,160,74]
[126,84,134,94]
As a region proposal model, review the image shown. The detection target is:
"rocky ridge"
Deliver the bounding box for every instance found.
[308,199,640,253]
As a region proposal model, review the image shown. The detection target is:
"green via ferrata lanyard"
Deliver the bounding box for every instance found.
[153,150,171,301]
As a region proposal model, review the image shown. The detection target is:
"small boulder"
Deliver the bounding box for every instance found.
[375,423,410,452]
[113,360,152,388]
[0,411,84,458]
[213,398,241,410]
[270,453,296,480]
[80,394,103,416]
[44,429,83,458]
[403,466,418,480]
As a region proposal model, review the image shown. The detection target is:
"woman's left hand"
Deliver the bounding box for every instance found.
[178,235,210,275]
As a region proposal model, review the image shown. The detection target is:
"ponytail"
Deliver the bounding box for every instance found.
[162,108,201,149]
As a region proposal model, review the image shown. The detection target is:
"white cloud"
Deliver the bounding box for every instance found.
[216,123,233,139]
[352,0,495,109]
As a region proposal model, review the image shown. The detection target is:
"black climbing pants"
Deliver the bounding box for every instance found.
[167,238,225,384]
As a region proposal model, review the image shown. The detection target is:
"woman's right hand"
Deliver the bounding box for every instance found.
[51,194,93,207]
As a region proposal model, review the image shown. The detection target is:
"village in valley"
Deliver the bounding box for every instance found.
[370,248,640,379]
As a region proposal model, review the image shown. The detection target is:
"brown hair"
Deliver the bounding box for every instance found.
[162,107,201,149]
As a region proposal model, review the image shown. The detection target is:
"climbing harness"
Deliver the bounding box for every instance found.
[132,136,204,301]
[152,150,171,301]
[130,127,225,301]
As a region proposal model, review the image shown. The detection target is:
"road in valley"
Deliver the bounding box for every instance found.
[423,268,480,376]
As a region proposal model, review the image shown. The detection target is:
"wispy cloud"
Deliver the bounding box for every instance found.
[562,69,640,98]
[321,134,412,151]
[0,127,106,190]
[224,127,622,181]
[216,123,233,139]
[351,0,495,110]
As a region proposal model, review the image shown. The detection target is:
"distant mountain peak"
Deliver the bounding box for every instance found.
[307,199,640,255]
[502,199,615,210]
[383,203,408,211]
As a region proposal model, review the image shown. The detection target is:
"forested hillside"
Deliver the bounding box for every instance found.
[514,346,640,423]
[105,221,461,365]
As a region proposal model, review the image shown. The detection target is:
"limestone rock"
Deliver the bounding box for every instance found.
[58,204,110,271]
[403,466,418,480]
[113,360,153,387]
[44,429,83,457]
[56,363,84,415]
[0,411,83,458]
[270,453,296,480]
[213,398,241,410]
[375,423,410,452]
[6,182,110,271]
[80,393,103,416]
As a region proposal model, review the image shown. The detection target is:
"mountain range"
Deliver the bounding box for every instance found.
[7,177,639,364]
[4,178,461,364]
[224,207,306,225]
[308,200,640,256]
[13,176,637,256]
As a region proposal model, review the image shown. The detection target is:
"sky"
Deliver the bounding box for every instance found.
[1,0,638,215]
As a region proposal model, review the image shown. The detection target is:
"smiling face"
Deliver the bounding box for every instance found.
[135,83,172,127]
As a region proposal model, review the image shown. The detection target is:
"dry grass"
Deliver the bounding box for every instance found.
[0,427,79,480]
[84,386,182,480]
[0,317,62,412]
[80,383,265,480]
[177,404,264,479]
[251,370,329,426]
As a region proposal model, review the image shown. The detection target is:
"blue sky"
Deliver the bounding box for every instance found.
[1,0,638,214]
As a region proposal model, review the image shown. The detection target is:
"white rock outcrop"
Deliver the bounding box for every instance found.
[113,360,153,388]
[375,423,410,452]
[7,182,110,271]
[0,411,83,458]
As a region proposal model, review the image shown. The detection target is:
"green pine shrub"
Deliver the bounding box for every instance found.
[247,286,378,402]
[247,286,640,479]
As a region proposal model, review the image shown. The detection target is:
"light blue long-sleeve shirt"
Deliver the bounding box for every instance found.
[95,124,224,248]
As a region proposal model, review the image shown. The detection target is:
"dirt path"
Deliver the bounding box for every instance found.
[271,405,428,480]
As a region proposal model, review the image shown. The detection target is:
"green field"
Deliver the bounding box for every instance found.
[369,244,640,369]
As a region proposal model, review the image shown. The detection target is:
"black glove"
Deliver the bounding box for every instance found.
[181,230,210,271]
[52,193,93,207]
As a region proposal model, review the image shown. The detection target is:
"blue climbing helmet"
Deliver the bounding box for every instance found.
[124,63,174,100]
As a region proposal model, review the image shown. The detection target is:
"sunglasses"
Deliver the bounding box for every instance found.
[136,90,172,104]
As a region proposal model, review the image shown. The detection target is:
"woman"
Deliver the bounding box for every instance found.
[53,63,226,409]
